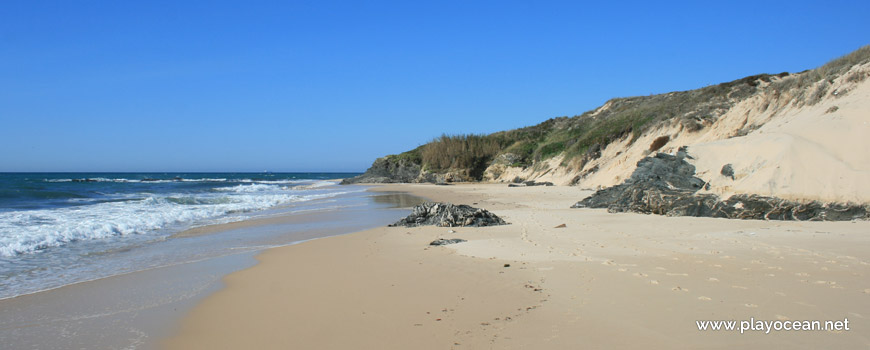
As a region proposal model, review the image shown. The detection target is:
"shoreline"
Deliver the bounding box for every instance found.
[0,188,422,350]
[164,183,870,349]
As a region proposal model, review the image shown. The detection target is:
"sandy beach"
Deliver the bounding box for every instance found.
[163,183,870,349]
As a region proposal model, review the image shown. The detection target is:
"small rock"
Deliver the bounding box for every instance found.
[429,238,467,246]
[504,264,511,267]
[554,223,566,228]
[720,164,735,180]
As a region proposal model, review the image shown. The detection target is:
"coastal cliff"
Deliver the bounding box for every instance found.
[345,46,870,211]
[341,150,422,184]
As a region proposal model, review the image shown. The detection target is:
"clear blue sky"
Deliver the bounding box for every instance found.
[1,1,867,172]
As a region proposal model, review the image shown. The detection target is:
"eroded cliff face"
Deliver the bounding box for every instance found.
[485,61,870,204]
[348,48,870,206]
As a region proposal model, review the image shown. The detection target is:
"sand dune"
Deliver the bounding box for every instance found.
[498,62,870,205]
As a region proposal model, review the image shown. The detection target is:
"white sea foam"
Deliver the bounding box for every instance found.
[0,189,348,257]
[44,178,329,184]
[294,180,338,189]
[253,179,309,184]
[213,183,281,193]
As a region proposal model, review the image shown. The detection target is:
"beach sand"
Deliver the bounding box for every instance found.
[163,183,870,349]
[0,191,422,350]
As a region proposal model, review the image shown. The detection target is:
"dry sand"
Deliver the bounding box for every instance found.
[163,183,870,349]
[490,62,870,206]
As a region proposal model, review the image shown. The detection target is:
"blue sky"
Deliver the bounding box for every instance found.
[1,1,868,172]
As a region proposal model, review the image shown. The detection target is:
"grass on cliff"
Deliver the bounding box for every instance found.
[421,134,501,178]
[771,45,870,105]
[384,145,423,164]
[387,45,870,178]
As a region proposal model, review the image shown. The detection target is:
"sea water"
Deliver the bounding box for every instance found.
[0,172,367,299]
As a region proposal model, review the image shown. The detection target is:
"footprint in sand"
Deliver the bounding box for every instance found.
[666,272,689,277]
[732,285,749,290]
[672,286,689,292]
[698,296,712,301]
[744,303,758,308]
[617,268,628,272]
[863,289,870,294]
[708,277,720,282]
[795,272,810,277]
[775,292,787,296]
[655,267,667,271]
[649,280,659,285]
[633,272,648,278]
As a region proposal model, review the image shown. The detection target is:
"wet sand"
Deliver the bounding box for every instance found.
[0,192,422,349]
[164,183,870,349]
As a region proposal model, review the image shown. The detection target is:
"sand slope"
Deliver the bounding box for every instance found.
[491,62,870,204]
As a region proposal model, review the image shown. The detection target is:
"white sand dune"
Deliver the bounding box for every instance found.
[491,62,870,204]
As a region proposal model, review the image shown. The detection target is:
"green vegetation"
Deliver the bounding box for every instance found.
[381,45,870,180]
[384,146,423,164]
[771,45,870,104]
[421,134,501,178]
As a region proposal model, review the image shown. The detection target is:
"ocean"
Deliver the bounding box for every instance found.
[0,172,372,300]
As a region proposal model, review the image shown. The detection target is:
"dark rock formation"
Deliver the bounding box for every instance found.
[341,156,421,184]
[573,153,869,221]
[720,164,735,179]
[508,180,555,187]
[429,238,467,246]
[390,202,508,227]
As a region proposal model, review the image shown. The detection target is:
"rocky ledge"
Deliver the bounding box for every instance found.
[389,202,508,227]
[341,156,421,184]
[573,152,869,221]
[508,180,554,187]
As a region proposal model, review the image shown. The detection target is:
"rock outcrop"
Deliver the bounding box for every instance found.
[508,180,555,187]
[341,156,421,184]
[573,152,869,221]
[389,202,508,227]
